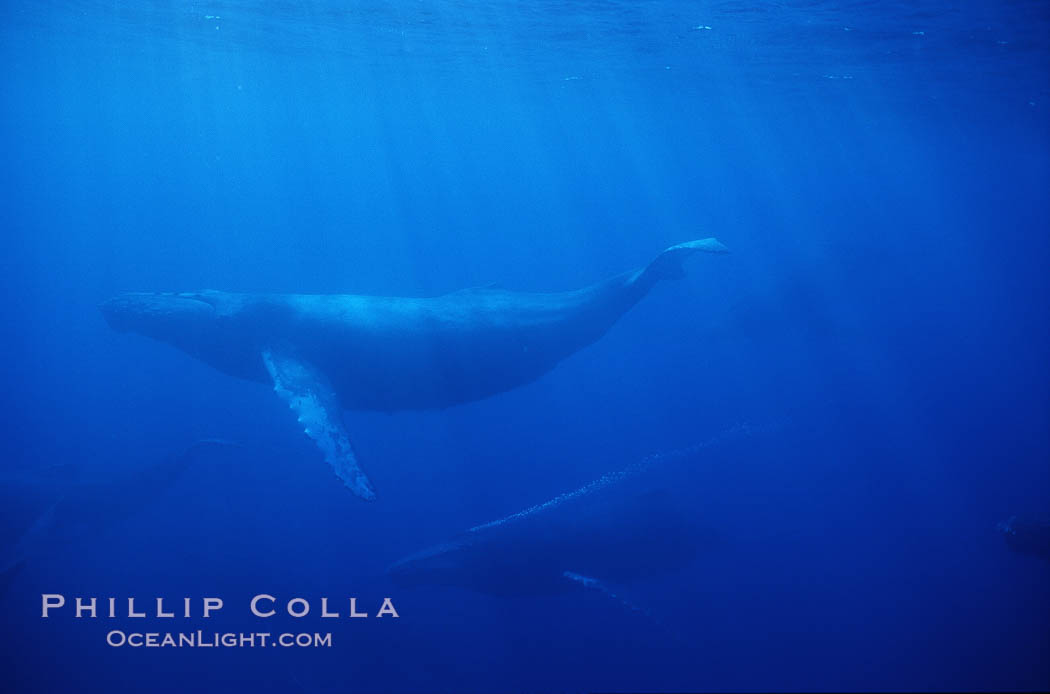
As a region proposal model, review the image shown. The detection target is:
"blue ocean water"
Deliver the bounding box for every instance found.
[1,1,1048,692]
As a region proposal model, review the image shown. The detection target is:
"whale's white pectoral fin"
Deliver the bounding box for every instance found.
[562,571,652,617]
[262,349,377,501]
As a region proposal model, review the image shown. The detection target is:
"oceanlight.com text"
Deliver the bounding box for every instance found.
[105,630,332,648]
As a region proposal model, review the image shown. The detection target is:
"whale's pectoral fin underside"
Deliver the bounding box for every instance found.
[262,349,377,501]
[562,571,652,618]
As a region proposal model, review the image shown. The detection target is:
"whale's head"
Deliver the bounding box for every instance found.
[100,292,218,346]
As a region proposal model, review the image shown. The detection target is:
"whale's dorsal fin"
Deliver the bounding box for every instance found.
[262,349,376,501]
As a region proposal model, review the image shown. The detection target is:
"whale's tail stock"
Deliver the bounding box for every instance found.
[642,238,730,282]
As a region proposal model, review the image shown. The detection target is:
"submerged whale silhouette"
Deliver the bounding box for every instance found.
[100,238,729,500]
[390,487,699,598]
[385,430,749,601]
[0,439,243,598]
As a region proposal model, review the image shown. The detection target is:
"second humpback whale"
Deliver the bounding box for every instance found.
[0,439,244,598]
[387,427,752,600]
[100,238,729,500]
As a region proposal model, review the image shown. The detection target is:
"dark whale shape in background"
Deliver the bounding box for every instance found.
[100,238,730,500]
[0,439,243,599]
[389,487,700,598]
[999,515,1050,561]
[385,428,753,601]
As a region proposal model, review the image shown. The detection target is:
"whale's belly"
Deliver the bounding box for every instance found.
[322,325,563,411]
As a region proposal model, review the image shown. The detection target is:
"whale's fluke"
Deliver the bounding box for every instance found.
[641,237,730,283]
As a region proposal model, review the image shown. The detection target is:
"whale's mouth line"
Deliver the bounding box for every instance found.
[146,291,220,309]
[171,291,218,304]
[98,292,218,333]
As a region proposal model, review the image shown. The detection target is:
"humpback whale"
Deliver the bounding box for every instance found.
[385,430,748,602]
[390,488,699,598]
[998,515,1050,561]
[100,238,729,500]
[0,439,243,598]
